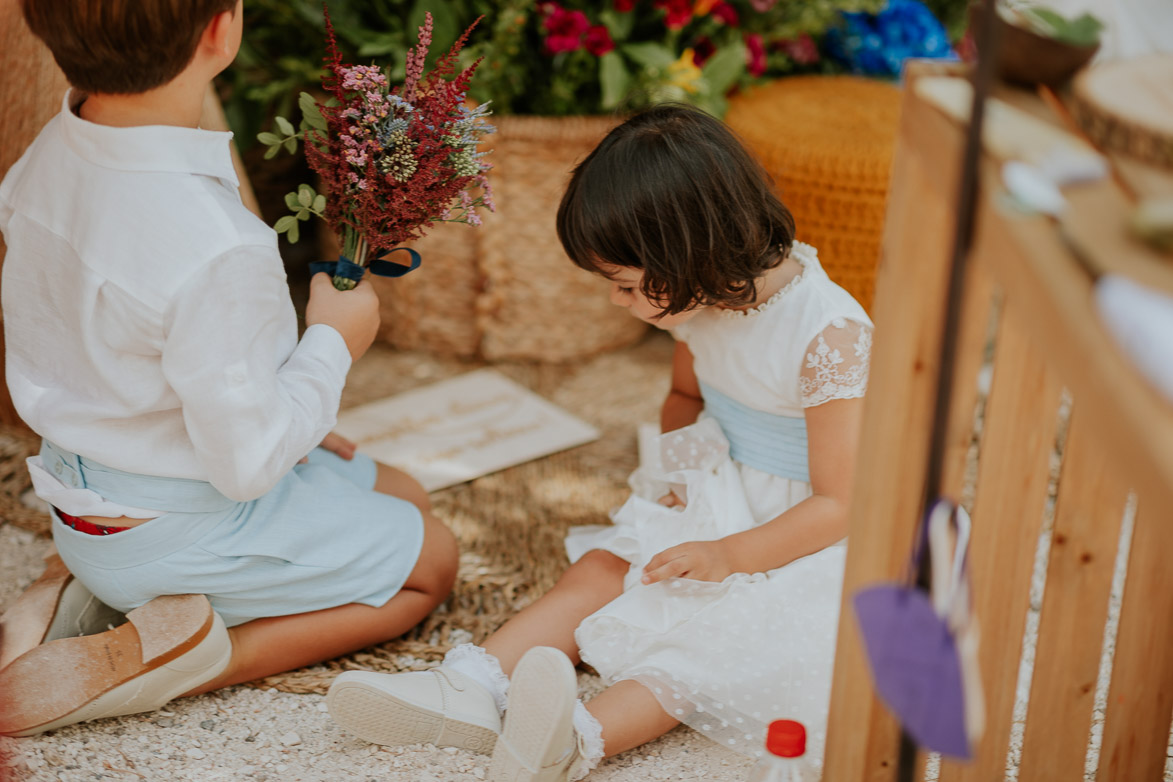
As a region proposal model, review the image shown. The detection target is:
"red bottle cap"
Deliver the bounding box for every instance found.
[765,720,806,757]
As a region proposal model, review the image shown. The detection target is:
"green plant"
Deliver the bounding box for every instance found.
[223,0,881,145]
[1012,3,1102,46]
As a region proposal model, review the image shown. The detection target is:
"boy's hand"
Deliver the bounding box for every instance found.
[641,540,736,585]
[320,432,357,460]
[305,272,380,362]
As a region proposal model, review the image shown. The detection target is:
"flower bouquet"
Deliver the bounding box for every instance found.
[259,8,494,290]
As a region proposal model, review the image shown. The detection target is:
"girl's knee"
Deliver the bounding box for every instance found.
[574,549,629,580]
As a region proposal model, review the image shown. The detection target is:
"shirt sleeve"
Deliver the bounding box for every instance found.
[799,317,872,408]
[161,246,352,501]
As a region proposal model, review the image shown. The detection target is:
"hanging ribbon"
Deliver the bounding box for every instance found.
[309,246,422,289]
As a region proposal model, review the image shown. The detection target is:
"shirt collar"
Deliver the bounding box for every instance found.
[58,89,239,187]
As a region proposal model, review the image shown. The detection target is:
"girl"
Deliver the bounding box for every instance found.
[325,103,872,780]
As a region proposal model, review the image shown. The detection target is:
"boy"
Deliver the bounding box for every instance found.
[0,0,457,736]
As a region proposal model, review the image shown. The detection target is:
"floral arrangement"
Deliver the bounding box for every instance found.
[259,8,494,289]
[825,0,956,77]
[465,0,884,117]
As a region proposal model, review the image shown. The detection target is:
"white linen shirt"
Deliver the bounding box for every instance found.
[0,91,352,516]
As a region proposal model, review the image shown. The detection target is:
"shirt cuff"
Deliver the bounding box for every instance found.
[301,323,353,384]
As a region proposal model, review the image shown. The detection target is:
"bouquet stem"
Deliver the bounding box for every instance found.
[334,230,369,290]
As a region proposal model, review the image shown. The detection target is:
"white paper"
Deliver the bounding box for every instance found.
[333,368,601,491]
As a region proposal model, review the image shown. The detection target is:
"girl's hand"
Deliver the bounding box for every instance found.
[320,431,357,460]
[641,540,736,585]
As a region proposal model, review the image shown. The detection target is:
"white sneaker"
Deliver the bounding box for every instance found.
[328,666,501,753]
[488,647,584,782]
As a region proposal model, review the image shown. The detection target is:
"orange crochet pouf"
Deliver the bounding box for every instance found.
[725,76,902,312]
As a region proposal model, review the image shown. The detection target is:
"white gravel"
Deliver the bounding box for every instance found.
[0,524,753,782]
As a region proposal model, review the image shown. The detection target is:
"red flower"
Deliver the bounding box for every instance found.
[776,33,819,65]
[745,33,766,76]
[543,5,590,53]
[584,25,615,56]
[654,0,692,29]
[614,0,636,11]
[692,37,716,66]
[711,1,738,25]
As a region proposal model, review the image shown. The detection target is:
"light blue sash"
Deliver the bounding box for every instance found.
[699,382,810,482]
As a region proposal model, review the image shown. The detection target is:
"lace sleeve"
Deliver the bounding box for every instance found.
[799,317,872,408]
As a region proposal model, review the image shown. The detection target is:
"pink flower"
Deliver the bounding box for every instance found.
[655,0,692,29]
[584,25,615,55]
[615,0,636,10]
[711,1,738,25]
[745,33,766,76]
[776,33,819,65]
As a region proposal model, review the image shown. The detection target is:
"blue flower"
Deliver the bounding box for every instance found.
[826,0,957,78]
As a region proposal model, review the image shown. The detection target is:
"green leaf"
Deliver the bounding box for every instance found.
[297,184,314,207]
[288,221,300,244]
[599,8,635,41]
[700,42,746,96]
[312,195,327,213]
[284,191,302,211]
[599,52,632,110]
[622,42,676,71]
[275,115,296,137]
[299,92,328,131]
[263,145,280,160]
[274,215,298,234]
[283,137,298,155]
[296,209,310,220]
[257,131,284,146]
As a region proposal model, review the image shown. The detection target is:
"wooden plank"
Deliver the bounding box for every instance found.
[938,302,1062,782]
[824,71,961,782]
[1096,501,1173,782]
[1018,412,1128,781]
[977,170,1173,512]
[0,4,71,430]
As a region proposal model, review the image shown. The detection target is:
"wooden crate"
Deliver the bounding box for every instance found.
[825,61,1173,782]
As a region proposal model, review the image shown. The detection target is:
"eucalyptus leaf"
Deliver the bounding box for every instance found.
[296,209,310,220]
[299,92,328,131]
[274,215,298,233]
[298,184,314,206]
[275,115,296,137]
[288,222,300,244]
[285,192,303,211]
[283,137,298,154]
[264,145,280,160]
[313,195,327,213]
[257,131,284,146]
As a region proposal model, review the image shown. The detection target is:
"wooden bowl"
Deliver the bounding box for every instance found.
[968,2,1100,87]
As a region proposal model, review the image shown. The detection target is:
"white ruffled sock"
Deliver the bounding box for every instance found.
[442,644,510,715]
[569,700,605,780]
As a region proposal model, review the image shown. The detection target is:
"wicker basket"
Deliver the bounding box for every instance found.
[370,115,648,361]
[725,77,902,312]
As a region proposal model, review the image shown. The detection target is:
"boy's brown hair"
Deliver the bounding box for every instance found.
[21,0,239,95]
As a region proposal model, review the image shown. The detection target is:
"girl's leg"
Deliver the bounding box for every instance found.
[586,680,681,757]
[481,548,629,674]
[185,509,457,694]
[372,462,432,514]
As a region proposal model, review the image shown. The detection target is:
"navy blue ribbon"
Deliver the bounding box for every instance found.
[309,246,422,282]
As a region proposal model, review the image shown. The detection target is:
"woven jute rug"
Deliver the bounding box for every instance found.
[0,331,673,695]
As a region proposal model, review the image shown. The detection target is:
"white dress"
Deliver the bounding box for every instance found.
[566,243,873,768]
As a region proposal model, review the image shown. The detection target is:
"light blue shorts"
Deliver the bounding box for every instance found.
[46,441,425,627]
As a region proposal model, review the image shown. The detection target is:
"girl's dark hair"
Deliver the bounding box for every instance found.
[556,103,796,316]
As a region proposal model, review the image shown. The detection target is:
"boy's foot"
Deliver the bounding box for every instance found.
[0,593,231,736]
[488,647,583,782]
[327,666,501,753]
[0,553,125,670]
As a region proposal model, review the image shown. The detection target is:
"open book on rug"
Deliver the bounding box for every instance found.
[333,368,601,491]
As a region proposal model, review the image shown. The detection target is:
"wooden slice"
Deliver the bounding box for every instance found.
[1071,54,1173,169]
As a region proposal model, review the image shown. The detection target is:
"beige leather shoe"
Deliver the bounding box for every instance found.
[328,666,501,753]
[488,647,582,782]
[0,593,231,737]
[0,553,125,670]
